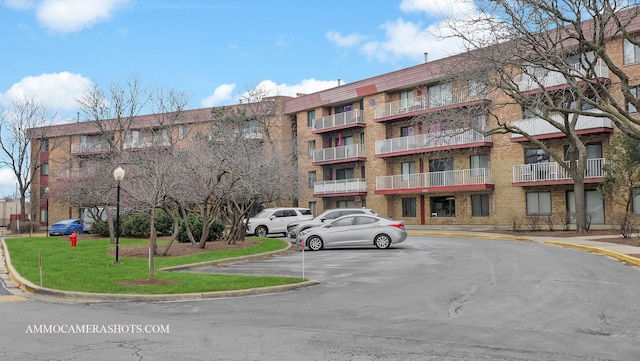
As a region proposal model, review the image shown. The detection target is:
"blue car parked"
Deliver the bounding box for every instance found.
[49,219,84,236]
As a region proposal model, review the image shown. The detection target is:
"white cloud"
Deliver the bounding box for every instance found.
[0,71,92,113]
[3,0,35,10]
[325,30,368,47]
[36,0,129,33]
[201,83,236,107]
[399,0,478,18]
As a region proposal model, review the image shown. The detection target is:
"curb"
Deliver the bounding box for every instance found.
[1,239,318,303]
[545,240,640,267]
[408,231,533,242]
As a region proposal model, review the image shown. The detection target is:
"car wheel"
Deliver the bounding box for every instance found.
[306,236,323,251]
[254,226,268,238]
[374,234,391,249]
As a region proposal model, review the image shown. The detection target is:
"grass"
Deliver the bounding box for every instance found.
[4,236,305,294]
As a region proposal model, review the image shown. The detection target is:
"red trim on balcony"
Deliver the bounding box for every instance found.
[314,191,368,198]
[512,177,604,187]
[510,127,613,143]
[375,184,495,195]
[313,157,366,166]
[375,141,493,158]
[312,123,366,134]
[375,99,492,123]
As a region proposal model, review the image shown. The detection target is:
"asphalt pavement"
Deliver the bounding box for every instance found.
[2,226,640,303]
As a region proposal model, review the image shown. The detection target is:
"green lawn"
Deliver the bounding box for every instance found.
[4,236,305,294]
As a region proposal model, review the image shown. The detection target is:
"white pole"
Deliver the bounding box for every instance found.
[302,239,305,279]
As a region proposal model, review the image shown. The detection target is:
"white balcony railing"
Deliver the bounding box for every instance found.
[516,59,609,91]
[376,168,492,191]
[511,111,612,139]
[56,167,97,178]
[374,88,487,119]
[375,127,490,156]
[243,128,263,140]
[123,138,171,149]
[512,158,606,183]
[313,109,364,132]
[314,144,365,163]
[71,141,111,154]
[314,178,367,195]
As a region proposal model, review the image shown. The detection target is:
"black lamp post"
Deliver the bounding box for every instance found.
[44,187,49,237]
[113,167,125,264]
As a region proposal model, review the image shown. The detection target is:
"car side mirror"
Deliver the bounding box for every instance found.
[320,218,326,222]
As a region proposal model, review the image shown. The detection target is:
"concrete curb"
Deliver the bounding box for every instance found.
[408,231,533,242]
[1,239,319,303]
[545,240,640,267]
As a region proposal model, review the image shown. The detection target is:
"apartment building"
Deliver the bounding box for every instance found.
[30,10,640,230]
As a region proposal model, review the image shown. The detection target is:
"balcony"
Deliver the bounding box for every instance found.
[374,91,490,121]
[313,178,367,197]
[71,141,111,154]
[375,168,494,194]
[516,59,610,92]
[123,138,171,150]
[511,111,613,141]
[313,144,366,165]
[375,127,491,158]
[512,158,606,185]
[243,128,263,140]
[313,109,365,133]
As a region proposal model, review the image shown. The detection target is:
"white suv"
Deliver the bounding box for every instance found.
[246,207,313,237]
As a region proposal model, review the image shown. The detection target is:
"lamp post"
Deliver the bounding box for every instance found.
[113,167,125,264]
[44,187,49,237]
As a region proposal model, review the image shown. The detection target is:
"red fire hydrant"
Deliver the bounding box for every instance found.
[69,231,77,247]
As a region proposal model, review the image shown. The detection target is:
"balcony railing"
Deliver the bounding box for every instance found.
[56,167,97,178]
[511,111,612,139]
[512,158,606,183]
[375,127,490,156]
[243,128,263,140]
[374,88,488,120]
[376,168,493,191]
[71,141,111,154]
[314,144,365,163]
[516,59,610,92]
[123,138,171,149]
[314,178,367,195]
[313,109,364,132]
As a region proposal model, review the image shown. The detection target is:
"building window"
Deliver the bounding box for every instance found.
[470,154,488,176]
[308,140,315,159]
[337,200,356,208]
[633,189,640,215]
[400,90,415,108]
[178,125,187,139]
[40,163,49,176]
[471,194,490,217]
[624,36,640,64]
[526,192,551,215]
[402,198,416,217]
[628,85,640,113]
[309,201,317,216]
[308,171,316,188]
[430,196,455,217]
[401,162,416,181]
[40,139,49,152]
[336,168,354,180]
[400,126,415,137]
[428,82,453,107]
[307,110,316,127]
[525,148,550,164]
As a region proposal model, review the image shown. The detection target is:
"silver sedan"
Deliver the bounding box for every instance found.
[295,214,407,251]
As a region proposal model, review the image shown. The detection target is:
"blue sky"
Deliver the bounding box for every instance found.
[0,0,477,198]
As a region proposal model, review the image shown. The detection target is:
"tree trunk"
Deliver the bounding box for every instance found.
[573,180,588,233]
[148,209,156,281]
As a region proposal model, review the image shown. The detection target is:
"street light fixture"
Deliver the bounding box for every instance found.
[113,166,125,264]
[44,187,49,237]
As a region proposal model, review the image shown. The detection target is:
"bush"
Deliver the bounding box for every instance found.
[90,219,110,237]
[177,215,224,243]
[9,221,41,234]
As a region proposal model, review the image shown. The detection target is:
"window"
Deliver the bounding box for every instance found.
[308,140,315,159]
[336,168,354,180]
[400,126,415,137]
[402,198,416,217]
[429,158,453,172]
[430,196,455,217]
[40,163,49,176]
[400,90,415,109]
[564,142,602,161]
[525,148,549,164]
[628,85,640,113]
[401,162,416,182]
[40,139,49,152]
[624,36,640,64]
[178,125,187,139]
[337,200,356,208]
[472,194,490,217]
[308,171,316,188]
[526,192,551,215]
[309,202,317,216]
[468,80,485,98]
[40,209,48,223]
[307,110,316,127]
[523,104,543,119]
[470,154,488,176]
[567,190,604,224]
[428,82,453,107]
[633,189,640,214]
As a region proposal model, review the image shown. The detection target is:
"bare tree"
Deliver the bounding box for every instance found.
[598,133,640,211]
[2,95,59,227]
[441,0,640,232]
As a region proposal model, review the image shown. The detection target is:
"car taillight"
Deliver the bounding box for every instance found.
[389,223,405,229]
